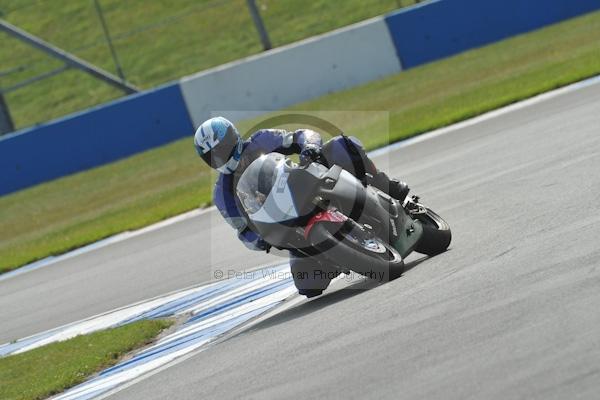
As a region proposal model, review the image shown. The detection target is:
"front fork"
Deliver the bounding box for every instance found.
[376,192,423,258]
[391,208,423,258]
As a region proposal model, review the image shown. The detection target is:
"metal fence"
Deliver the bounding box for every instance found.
[0,0,419,134]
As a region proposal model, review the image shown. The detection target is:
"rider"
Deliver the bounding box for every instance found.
[194,116,409,298]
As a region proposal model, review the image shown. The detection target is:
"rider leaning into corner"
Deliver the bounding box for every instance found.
[194,116,410,298]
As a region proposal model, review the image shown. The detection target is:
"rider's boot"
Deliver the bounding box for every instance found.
[370,171,410,203]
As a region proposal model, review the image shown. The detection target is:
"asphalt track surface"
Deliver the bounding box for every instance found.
[2,81,600,399]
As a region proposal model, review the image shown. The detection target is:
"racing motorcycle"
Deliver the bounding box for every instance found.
[236,152,451,280]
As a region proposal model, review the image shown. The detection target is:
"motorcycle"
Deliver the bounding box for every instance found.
[236,152,451,280]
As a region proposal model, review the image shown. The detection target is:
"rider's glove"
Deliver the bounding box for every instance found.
[239,228,271,253]
[299,144,321,166]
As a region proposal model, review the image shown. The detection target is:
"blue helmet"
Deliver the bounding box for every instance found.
[194,117,242,174]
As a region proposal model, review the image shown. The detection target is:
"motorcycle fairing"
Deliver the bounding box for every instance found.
[303,209,348,240]
[240,155,300,223]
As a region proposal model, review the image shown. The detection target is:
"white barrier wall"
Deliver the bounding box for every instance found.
[180,17,402,127]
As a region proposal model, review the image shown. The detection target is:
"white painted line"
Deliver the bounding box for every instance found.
[0,264,290,356]
[368,74,600,158]
[92,292,302,400]
[0,207,214,282]
[0,284,211,356]
[5,73,600,281]
[47,266,298,400]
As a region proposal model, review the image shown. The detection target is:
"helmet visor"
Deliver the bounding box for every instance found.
[199,128,238,169]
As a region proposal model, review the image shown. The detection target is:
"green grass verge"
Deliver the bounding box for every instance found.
[1,11,600,273]
[0,319,172,400]
[0,0,415,129]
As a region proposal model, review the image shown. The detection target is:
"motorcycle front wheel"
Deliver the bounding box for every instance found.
[413,207,451,256]
[308,222,405,281]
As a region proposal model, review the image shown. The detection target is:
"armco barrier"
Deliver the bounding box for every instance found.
[0,83,193,195]
[385,0,600,69]
[180,17,402,127]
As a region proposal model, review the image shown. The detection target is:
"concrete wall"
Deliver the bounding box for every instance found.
[384,0,600,69]
[0,84,193,195]
[179,17,402,127]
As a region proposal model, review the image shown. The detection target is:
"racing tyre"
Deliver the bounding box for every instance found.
[308,222,405,281]
[414,207,451,255]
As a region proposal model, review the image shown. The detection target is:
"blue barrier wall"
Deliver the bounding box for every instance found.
[3,0,600,196]
[0,84,193,195]
[385,0,600,69]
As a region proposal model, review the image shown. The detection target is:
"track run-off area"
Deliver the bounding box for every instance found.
[2,76,600,399]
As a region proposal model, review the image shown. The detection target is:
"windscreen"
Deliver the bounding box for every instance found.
[237,153,286,215]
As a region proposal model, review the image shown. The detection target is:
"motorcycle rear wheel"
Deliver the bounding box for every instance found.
[413,207,451,256]
[308,222,405,281]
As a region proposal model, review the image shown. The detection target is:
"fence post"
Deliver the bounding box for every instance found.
[246,0,272,51]
[93,0,126,81]
[0,19,138,94]
[0,92,14,135]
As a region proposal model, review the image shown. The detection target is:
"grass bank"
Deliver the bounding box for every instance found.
[1,10,600,273]
[0,0,415,129]
[0,319,172,400]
